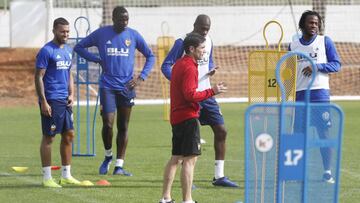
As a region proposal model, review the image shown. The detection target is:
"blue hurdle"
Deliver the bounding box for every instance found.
[244,51,344,203]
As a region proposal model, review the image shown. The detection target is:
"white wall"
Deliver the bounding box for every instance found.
[1,5,360,48]
[128,6,308,46]
[326,6,360,43]
[0,11,10,47]
[128,5,360,45]
[10,1,46,47]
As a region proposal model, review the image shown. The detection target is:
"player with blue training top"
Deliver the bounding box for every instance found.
[74,6,155,176]
[161,14,238,187]
[289,10,341,184]
[35,17,81,188]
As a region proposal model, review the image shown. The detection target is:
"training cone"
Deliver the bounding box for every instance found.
[51,166,61,170]
[12,167,29,173]
[96,179,111,186]
[80,180,94,186]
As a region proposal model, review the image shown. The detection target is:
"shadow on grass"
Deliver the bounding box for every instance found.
[0,173,41,177]
[0,183,162,189]
[0,184,40,189]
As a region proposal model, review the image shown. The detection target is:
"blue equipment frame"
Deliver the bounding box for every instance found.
[244,51,344,203]
[71,16,100,157]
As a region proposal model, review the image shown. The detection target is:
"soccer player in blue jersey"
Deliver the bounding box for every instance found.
[161,14,238,187]
[74,6,155,176]
[289,10,341,184]
[35,17,80,188]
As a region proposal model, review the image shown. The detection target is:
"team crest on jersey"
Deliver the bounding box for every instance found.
[50,124,56,132]
[125,39,131,47]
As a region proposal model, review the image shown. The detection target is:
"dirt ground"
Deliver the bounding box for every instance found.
[0,48,39,107]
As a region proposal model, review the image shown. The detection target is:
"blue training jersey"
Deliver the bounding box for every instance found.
[289,35,341,102]
[36,41,72,100]
[74,26,155,90]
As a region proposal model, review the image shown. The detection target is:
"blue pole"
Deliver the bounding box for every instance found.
[76,37,81,155]
[92,65,101,156]
[86,62,90,154]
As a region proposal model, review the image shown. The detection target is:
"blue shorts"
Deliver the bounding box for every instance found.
[199,97,224,126]
[40,99,73,136]
[100,88,135,114]
[294,101,332,134]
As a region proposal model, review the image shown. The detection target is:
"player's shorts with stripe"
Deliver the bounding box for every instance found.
[294,101,332,136]
[40,99,73,136]
[100,88,135,114]
[172,118,201,156]
[199,97,224,126]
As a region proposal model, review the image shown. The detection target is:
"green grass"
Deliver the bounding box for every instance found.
[0,102,359,202]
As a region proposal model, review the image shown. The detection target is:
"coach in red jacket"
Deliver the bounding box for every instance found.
[159,33,227,203]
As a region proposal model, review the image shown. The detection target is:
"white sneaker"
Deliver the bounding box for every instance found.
[323,172,335,184]
[159,199,175,203]
[200,138,206,144]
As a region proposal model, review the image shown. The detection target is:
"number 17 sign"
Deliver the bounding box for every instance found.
[278,133,305,181]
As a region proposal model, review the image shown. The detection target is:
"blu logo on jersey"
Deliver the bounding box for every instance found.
[55,52,72,70]
[56,61,71,70]
[197,51,209,65]
[107,47,129,56]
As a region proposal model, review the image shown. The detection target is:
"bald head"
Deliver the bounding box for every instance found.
[194,14,210,26]
[193,14,211,37]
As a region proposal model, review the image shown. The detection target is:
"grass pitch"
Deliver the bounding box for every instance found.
[0,102,359,202]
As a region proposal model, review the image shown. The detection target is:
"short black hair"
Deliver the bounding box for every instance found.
[113,6,128,17]
[299,10,322,31]
[194,14,210,26]
[183,33,206,54]
[53,17,69,29]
